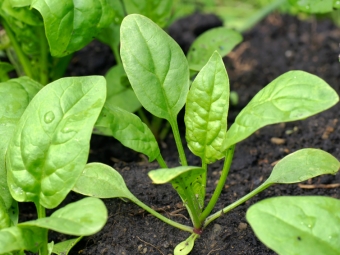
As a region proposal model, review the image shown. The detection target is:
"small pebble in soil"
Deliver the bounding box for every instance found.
[238,222,248,231]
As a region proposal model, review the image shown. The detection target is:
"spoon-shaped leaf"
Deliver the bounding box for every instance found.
[247,196,340,255]
[0,225,44,253]
[266,148,340,185]
[31,0,114,56]
[21,197,107,236]
[120,14,190,121]
[185,51,229,163]
[96,106,160,162]
[73,163,135,199]
[0,77,42,209]
[187,27,242,71]
[223,71,339,149]
[6,76,106,209]
[149,166,204,184]
[174,233,198,255]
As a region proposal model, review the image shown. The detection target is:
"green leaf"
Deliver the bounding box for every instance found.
[3,0,43,26]
[120,14,190,122]
[73,163,134,199]
[187,27,242,71]
[95,106,160,161]
[52,236,82,255]
[149,166,204,184]
[247,196,340,255]
[185,52,229,163]
[31,0,114,57]
[104,65,141,113]
[6,76,106,209]
[21,197,107,236]
[266,149,340,185]
[174,234,198,255]
[0,61,14,82]
[0,197,11,230]
[123,0,173,28]
[0,77,43,210]
[224,71,339,149]
[288,0,336,13]
[9,0,30,7]
[0,225,44,253]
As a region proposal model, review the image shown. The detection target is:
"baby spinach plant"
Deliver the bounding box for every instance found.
[72,14,340,254]
[247,195,340,255]
[0,76,108,254]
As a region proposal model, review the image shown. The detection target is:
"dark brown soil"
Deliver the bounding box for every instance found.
[24,13,340,255]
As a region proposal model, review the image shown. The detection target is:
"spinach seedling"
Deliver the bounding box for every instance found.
[247,195,340,255]
[0,76,108,255]
[73,14,339,254]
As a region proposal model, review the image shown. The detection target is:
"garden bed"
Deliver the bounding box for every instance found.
[23,12,340,255]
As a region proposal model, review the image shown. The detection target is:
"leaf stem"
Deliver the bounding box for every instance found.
[35,203,48,255]
[1,18,33,78]
[129,195,193,233]
[203,181,271,228]
[156,154,168,168]
[112,44,122,65]
[38,26,49,85]
[199,145,235,222]
[170,118,187,166]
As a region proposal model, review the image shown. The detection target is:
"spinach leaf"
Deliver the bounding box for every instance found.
[247,196,340,255]
[6,76,106,209]
[185,51,229,164]
[224,71,339,149]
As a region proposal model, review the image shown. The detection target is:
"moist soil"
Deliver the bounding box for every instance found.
[22,13,340,255]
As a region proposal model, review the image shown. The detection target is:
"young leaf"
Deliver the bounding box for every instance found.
[52,236,83,255]
[104,65,141,113]
[288,0,336,13]
[149,166,204,184]
[31,0,114,56]
[0,61,14,82]
[266,148,340,185]
[224,71,339,149]
[96,106,160,162]
[174,233,198,255]
[73,163,135,200]
[0,197,11,230]
[123,0,173,28]
[3,0,43,26]
[185,51,229,163]
[21,197,107,236]
[6,76,106,209]
[0,77,43,210]
[120,14,190,122]
[247,196,340,255]
[187,27,242,71]
[0,225,44,253]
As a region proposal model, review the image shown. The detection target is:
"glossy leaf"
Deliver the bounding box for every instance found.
[96,106,160,161]
[288,0,338,13]
[149,166,204,184]
[174,234,198,255]
[6,76,106,209]
[21,197,107,236]
[120,14,190,122]
[185,52,229,163]
[266,149,340,185]
[52,236,82,255]
[0,77,43,210]
[223,71,339,149]
[0,225,44,253]
[104,65,141,113]
[123,0,173,28]
[73,163,134,199]
[31,0,114,56]
[187,27,242,71]
[247,196,340,255]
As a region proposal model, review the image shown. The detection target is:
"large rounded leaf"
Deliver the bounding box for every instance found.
[0,77,42,209]
[120,14,190,122]
[224,71,339,149]
[6,76,106,208]
[31,0,114,56]
[247,196,340,255]
[185,52,229,163]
